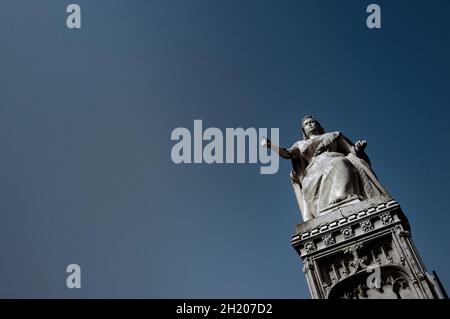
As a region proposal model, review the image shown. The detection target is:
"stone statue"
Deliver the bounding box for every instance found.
[262,115,389,222]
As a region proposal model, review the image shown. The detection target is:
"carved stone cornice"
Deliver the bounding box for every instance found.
[292,200,405,257]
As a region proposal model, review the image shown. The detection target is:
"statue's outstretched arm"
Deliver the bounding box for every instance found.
[261,137,299,159]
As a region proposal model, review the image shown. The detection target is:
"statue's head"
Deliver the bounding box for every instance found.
[301,115,325,140]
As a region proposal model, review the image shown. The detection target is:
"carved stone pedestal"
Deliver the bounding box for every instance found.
[291,198,446,299]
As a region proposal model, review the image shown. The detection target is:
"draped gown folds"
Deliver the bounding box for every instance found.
[288,132,388,221]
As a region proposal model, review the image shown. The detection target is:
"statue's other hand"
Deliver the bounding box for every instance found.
[355,140,367,152]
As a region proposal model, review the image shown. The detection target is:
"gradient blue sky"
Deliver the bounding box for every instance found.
[0,0,449,298]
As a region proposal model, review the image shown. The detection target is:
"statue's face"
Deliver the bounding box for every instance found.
[303,118,320,136]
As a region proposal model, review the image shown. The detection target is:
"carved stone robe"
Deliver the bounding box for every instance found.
[289,132,388,221]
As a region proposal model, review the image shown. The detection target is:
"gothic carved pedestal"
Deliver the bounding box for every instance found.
[291,198,446,299]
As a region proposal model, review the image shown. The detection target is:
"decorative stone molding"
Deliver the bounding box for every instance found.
[304,241,316,253]
[380,212,393,225]
[292,200,400,244]
[322,234,335,246]
[360,219,374,232]
[291,200,410,258]
[341,227,354,239]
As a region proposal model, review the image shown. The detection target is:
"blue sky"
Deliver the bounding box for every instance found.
[0,0,449,298]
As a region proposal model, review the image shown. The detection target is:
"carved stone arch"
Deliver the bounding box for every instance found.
[327,269,370,299]
[328,265,416,299]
